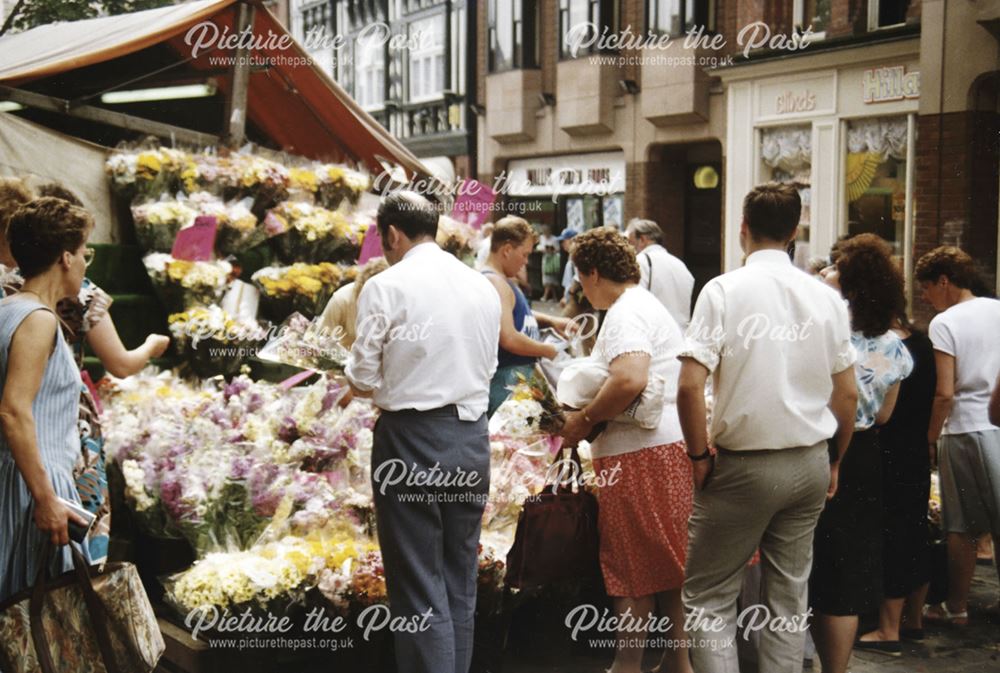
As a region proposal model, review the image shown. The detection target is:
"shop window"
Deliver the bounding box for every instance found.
[760,125,812,269]
[409,15,445,102]
[647,0,715,36]
[563,194,624,231]
[488,0,539,72]
[560,0,620,59]
[869,0,911,30]
[845,117,908,256]
[794,0,829,35]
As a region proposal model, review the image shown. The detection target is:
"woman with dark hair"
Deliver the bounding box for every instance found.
[0,177,32,294]
[916,246,1000,625]
[810,234,914,671]
[857,305,936,648]
[0,197,95,601]
[559,227,693,673]
[0,182,170,565]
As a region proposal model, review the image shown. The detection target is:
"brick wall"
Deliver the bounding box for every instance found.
[627,150,687,254]
[912,110,999,326]
[541,0,557,96]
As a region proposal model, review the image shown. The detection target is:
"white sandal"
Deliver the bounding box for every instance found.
[923,603,969,624]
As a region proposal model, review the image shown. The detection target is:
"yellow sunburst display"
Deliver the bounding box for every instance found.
[846,152,883,203]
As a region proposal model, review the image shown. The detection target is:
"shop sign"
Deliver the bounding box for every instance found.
[506,152,626,199]
[863,66,920,103]
[775,90,817,114]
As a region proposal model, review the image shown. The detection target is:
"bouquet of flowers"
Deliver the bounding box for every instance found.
[436,215,477,261]
[144,253,233,313]
[106,146,194,200]
[315,164,371,210]
[251,263,343,322]
[489,371,565,437]
[267,202,364,264]
[216,198,265,256]
[256,312,351,373]
[131,199,197,253]
[481,437,554,532]
[168,305,266,378]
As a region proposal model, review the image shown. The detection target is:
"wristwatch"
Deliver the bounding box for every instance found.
[687,447,712,461]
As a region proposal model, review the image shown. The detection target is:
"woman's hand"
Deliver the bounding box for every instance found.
[547,316,580,338]
[33,496,86,547]
[559,410,593,447]
[143,334,171,359]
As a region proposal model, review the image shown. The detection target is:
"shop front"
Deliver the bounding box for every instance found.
[720,40,920,284]
[504,151,626,235]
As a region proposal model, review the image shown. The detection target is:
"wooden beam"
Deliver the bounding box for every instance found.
[0,85,220,146]
[223,2,256,146]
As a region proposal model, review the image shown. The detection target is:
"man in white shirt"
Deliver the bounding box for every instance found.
[676,183,858,673]
[625,218,694,329]
[346,191,501,673]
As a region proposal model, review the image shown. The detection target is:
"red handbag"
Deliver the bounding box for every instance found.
[504,446,601,590]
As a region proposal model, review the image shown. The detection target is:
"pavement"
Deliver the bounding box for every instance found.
[503,563,1000,673]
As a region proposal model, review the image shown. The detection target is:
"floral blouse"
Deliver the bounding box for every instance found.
[852,330,914,431]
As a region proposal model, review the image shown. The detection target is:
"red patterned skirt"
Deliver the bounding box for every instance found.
[592,441,693,597]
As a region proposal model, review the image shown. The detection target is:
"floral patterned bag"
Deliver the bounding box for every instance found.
[0,545,164,673]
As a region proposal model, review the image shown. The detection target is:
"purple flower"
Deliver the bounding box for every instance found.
[278,416,300,444]
[230,456,253,481]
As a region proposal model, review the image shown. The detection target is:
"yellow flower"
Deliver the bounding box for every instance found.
[136,153,162,180]
[290,168,319,192]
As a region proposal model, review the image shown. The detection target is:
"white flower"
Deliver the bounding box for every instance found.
[122,459,156,511]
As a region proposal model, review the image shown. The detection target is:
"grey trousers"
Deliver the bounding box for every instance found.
[682,441,830,673]
[372,407,491,673]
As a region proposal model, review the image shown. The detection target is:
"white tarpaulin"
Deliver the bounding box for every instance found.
[0,112,119,243]
[0,0,232,83]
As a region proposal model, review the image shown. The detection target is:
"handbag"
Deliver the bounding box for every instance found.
[556,357,666,429]
[0,543,164,673]
[504,446,601,590]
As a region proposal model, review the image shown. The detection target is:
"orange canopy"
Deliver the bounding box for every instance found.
[0,0,431,180]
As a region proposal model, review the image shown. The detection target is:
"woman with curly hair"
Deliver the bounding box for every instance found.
[916,246,1000,625]
[810,234,914,670]
[559,227,693,673]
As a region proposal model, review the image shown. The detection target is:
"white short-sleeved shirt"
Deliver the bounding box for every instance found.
[589,286,685,459]
[928,296,1000,435]
[679,249,856,451]
[346,242,502,421]
[638,244,695,330]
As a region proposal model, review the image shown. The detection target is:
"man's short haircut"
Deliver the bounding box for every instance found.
[625,218,663,244]
[915,246,979,290]
[377,191,439,241]
[743,183,801,243]
[490,216,536,252]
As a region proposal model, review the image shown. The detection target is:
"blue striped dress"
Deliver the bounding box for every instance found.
[0,297,90,603]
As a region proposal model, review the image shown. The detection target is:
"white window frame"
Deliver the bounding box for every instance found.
[793,0,827,41]
[837,113,916,305]
[355,36,386,112]
[408,14,446,104]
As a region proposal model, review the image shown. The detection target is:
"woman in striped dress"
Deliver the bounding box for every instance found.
[0,197,94,602]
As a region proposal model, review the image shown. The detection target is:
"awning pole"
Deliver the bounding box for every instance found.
[224,1,256,146]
